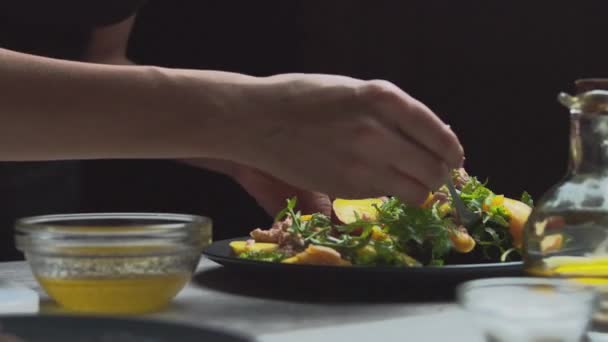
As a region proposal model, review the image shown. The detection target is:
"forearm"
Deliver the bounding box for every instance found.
[0,47,257,161]
[82,48,243,178]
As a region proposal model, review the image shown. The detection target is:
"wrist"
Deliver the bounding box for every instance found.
[158,67,266,160]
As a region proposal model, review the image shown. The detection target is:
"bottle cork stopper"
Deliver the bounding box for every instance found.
[575,78,608,94]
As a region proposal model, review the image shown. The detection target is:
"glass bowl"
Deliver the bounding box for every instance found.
[457,277,597,342]
[15,213,212,314]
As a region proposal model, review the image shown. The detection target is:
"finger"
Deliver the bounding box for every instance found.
[297,191,332,216]
[388,168,431,206]
[371,166,429,206]
[234,166,293,215]
[341,160,428,205]
[361,81,464,169]
[396,99,463,169]
[355,123,449,191]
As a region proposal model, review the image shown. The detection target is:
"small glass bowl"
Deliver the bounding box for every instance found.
[15,213,212,314]
[457,277,597,342]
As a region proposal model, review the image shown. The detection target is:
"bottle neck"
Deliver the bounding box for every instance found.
[569,113,608,174]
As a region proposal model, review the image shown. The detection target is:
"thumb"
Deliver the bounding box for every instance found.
[296,191,332,216]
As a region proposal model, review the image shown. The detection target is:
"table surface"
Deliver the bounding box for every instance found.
[0,258,477,341]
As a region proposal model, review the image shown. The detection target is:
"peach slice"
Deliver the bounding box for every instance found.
[449,227,476,253]
[540,234,564,253]
[502,197,533,248]
[332,198,384,224]
[229,241,278,255]
[281,245,351,266]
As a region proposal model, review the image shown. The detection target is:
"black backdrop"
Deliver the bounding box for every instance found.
[80,1,608,240]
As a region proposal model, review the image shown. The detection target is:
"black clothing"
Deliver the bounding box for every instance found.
[0,0,145,260]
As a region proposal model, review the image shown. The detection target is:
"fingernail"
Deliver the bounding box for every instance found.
[460,156,466,168]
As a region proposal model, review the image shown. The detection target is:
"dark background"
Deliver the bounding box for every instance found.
[80,1,607,240]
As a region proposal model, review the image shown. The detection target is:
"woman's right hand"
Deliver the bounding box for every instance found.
[223,73,464,205]
[0,47,461,196]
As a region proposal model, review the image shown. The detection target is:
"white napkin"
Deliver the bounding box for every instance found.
[0,280,39,314]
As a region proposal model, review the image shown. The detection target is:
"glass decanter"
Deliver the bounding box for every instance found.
[524,79,608,324]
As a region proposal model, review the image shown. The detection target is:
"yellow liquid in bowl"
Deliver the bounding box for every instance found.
[37,273,190,314]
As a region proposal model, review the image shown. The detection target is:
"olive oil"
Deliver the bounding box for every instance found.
[37,273,190,314]
[527,256,608,285]
[520,83,608,336]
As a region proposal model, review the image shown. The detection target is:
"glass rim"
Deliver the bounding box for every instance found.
[457,277,598,318]
[14,213,212,254]
[16,212,210,231]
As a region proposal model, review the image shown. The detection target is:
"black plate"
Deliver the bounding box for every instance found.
[0,315,253,342]
[203,238,524,282]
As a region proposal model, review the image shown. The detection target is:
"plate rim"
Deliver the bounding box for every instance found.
[203,237,523,272]
[0,313,253,341]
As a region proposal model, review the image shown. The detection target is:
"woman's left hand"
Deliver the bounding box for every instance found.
[180,159,332,217]
[234,164,332,216]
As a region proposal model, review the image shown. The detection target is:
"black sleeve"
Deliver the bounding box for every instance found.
[0,1,147,27]
[80,0,148,27]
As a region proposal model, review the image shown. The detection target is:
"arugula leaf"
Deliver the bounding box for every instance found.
[350,240,413,266]
[303,213,332,236]
[310,220,376,250]
[485,201,510,227]
[274,197,297,222]
[375,197,451,264]
[521,191,534,207]
[429,259,445,266]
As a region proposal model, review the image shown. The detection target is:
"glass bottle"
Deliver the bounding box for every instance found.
[524,79,608,325]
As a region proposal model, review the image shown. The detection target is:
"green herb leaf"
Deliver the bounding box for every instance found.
[375,197,451,264]
[521,191,534,207]
[274,197,297,222]
[239,250,286,262]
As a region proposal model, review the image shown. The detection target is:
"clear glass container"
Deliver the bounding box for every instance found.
[523,79,608,327]
[15,213,212,314]
[458,277,597,341]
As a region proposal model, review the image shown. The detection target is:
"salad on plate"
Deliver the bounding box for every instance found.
[230,169,549,267]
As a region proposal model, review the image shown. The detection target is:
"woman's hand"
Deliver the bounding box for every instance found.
[180,158,332,216]
[0,40,460,206]
[233,165,332,216]
[225,74,464,205]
